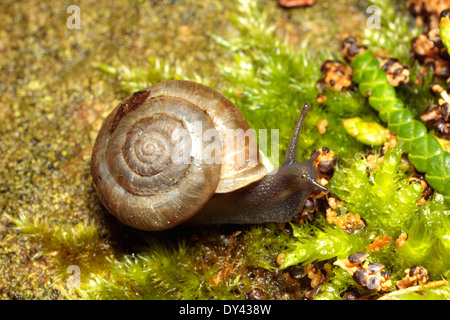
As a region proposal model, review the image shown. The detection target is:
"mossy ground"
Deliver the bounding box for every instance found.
[1,0,448,300]
[0,0,241,299]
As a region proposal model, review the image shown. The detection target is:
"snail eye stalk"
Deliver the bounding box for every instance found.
[284,103,311,165]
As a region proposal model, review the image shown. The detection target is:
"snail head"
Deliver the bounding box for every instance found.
[282,103,328,194]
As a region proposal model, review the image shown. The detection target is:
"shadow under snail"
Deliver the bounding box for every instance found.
[91,80,330,231]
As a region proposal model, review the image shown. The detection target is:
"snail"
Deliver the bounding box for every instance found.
[91,80,328,231]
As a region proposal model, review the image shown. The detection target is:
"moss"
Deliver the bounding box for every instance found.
[360,0,421,63]
[208,1,371,162]
[330,146,423,237]
[2,0,449,301]
[6,213,111,267]
[395,62,437,120]
[396,194,450,277]
[314,267,354,300]
[0,0,240,300]
[281,222,369,269]
[78,225,296,300]
[387,284,450,300]
[78,239,221,300]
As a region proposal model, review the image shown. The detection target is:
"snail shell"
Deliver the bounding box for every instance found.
[91,80,267,231]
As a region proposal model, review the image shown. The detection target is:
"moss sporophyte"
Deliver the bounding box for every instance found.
[3,0,450,300]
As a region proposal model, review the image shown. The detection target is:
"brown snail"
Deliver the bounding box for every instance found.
[91,80,328,231]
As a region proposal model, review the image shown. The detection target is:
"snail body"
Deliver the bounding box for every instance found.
[91,80,327,231]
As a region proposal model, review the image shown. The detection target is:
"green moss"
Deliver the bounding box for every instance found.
[78,239,232,300]
[322,89,374,118]
[314,267,354,300]
[330,146,423,237]
[239,224,291,270]
[78,236,233,300]
[361,0,421,63]
[97,57,189,94]
[395,62,437,119]
[7,213,102,255]
[281,222,369,269]
[213,2,367,162]
[396,194,450,277]
[78,225,295,300]
[388,284,450,300]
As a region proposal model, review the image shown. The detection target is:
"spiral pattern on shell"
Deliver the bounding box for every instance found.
[109,112,193,197]
[91,80,267,231]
